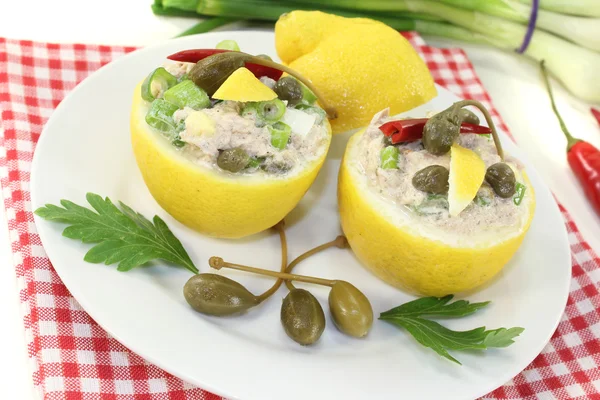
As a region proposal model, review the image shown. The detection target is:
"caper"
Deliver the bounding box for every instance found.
[458,108,480,125]
[412,165,450,194]
[217,148,250,173]
[422,109,462,155]
[328,281,373,338]
[485,162,516,198]
[274,77,303,105]
[183,273,259,316]
[280,289,325,346]
[189,52,245,96]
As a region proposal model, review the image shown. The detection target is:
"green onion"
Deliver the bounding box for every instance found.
[513,182,526,205]
[145,99,179,133]
[216,39,241,51]
[380,146,399,169]
[294,104,326,124]
[247,156,265,168]
[269,122,292,150]
[256,99,286,122]
[163,80,211,110]
[141,67,178,102]
[517,0,600,17]
[175,17,237,37]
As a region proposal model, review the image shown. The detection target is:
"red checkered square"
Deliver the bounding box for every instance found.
[1,33,599,399]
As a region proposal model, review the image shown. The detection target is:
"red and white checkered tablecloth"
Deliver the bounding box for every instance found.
[1,32,599,400]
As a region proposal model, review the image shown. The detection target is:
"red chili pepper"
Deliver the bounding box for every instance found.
[378,118,492,144]
[592,108,600,127]
[167,49,284,81]
[542,61,600,215]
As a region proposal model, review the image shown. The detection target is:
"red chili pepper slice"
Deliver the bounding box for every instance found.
[167,49,283,81]
[592,108,600,127]
[379,118,492,144]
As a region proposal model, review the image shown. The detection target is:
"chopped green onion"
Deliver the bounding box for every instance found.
[474,195,491,206]
[247,156,266,169]
[216,39,241,51]
[141,67,178,102]
[513,183,526,205]
[380,146,399,169]
[145,99,179,133]
[163,80,210,110]
[269,122,292,150]
[256,99,286,122]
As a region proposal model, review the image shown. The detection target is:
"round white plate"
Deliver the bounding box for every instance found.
[31,31,570,400]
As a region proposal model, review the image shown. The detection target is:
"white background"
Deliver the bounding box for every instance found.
[1,1,599,398]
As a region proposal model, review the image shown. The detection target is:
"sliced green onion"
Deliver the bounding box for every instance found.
[216,39,241,51]
[513,182,526,205]
[474,195,491,206]
[145,99,179,133]
[247,156,266,169]
[256,99,286,122]
[269,122,292,150]
[141,67,178,102]
[163,80,210,110]
[380,146,399,169]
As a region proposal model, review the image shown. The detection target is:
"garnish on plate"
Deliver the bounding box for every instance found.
[380,295,524,364]
[34,193,198,273]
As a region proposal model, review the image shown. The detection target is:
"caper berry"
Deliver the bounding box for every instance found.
[328,281,373,338]
[485,163,516,198]
[217,148,250,173]
[422,110,462,155]
[188,52,246,96]
[412,165,450,194]
[280,289,325,346]
[458,108,480,125]
[274,77,303,105]
[183,273,259,316]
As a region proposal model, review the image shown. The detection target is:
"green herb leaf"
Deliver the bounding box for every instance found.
[34,193,198,274]
[514,182,526,205]
[380,296,524,364]
[380,295,490,318]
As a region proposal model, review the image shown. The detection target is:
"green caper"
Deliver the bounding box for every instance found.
[412,165,450,194]
[328,281,373,338]
[189,52,246,96]
[485,162,516,198]
[183,273,259,316]
[422,109,462,155]
[280,289,326,346]
[458,108,480,125]
[274,77,303,105]
[217,148,250,173]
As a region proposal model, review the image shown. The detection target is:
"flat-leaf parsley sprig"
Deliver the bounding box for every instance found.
[380,295,524,364]
[34,193,198,274]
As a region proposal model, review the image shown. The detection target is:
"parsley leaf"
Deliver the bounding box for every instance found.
[380,295,524,364]
[34,193,198,274]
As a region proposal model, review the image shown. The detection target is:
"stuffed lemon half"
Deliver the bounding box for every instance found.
[338,102,535,296]
[131,44,333,238]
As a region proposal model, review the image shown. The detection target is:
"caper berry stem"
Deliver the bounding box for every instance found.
[239,53,338,119]
[285,235,348,291]
[255,220,288,302]
[209,257,338,287]
[452,100,504,160]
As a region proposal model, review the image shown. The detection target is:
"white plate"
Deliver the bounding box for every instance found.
[31,31,570,400]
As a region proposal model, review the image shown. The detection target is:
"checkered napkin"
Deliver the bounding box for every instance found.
[1,32,599,400]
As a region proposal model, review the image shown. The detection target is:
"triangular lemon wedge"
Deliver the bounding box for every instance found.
[212,67,277,102]
[448,144,486,216]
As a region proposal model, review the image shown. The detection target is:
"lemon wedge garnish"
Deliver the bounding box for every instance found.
[212,67,277,102]
[448,144,486,216]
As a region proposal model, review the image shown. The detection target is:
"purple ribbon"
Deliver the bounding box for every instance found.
[516,0,539,53]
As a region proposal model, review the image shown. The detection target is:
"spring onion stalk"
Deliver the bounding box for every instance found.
[175,17,237,36]
[517,0,600,17]
[436,0,600,52]
[411,19,600,103]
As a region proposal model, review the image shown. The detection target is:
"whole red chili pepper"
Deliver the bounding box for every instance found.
[592,108,600,127]
[167,49,283,81]
[542,61,600,216]
[379,118,492,144]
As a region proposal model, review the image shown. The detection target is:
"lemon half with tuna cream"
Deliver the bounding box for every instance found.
[131,48,332,238]
[338,108,535,296]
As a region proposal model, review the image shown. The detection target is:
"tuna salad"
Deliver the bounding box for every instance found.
[356,107,531,235]
[139,49,330,176]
